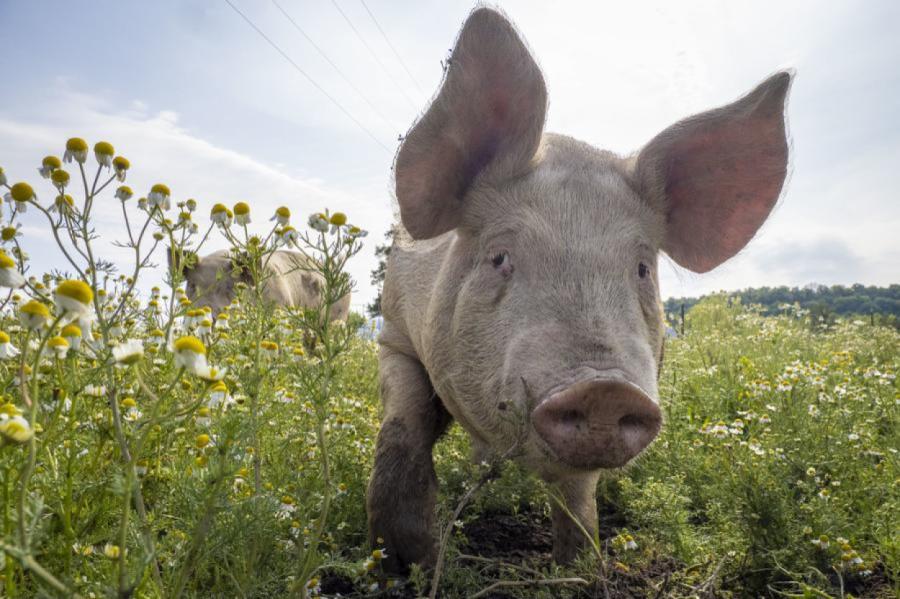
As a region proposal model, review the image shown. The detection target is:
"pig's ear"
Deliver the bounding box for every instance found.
[395,7,547,240]
[168,247,197,279]
[634,72,792,273]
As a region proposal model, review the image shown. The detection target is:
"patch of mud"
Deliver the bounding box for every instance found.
[460,508,553,559]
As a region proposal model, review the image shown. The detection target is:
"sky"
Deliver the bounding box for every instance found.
[1,0,898,311]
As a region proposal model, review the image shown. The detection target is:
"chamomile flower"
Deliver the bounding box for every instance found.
[271,206,290,226]
[195,406,211,427]
[113,156,130,181]
[210,203,232,227]
[54,280,94,320]
[260,340,278,358]
[278,226,299,246]
[0,331,20,358]
[195,364,227,382]
[19,300,51,329]
[2,225,21,241]
[5,182,35,215]
[327,212,345,234]
[50,168,70,190]
[115,186,133,202]
[233,202,250,226]
[63,137,89,164]
[0,414,34,444]
[84,384,107,398]
[46,336,70,359]
[148,184,171,211]
[0,251,25,288]
[207,380,233,409]
[94,141,115,167]
[194,317,211,336]
[172,335,208,375]
[103,544,121,560]
[112,339,144,366]
[308,212,328,233]
[50,194,75,214]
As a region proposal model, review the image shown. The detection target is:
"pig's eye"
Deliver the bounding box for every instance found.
[490,251,512,275]
[638,262,650,279]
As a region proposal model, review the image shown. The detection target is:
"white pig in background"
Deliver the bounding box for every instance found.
[367,7,791,572]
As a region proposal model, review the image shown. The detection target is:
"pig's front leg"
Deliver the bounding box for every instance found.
[550,472,601,563]
[366,347,452,573]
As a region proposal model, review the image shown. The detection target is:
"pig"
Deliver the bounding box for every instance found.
[176,249,351,320]
[367,7,791,572]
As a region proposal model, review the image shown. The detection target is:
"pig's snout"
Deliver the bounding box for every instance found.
[532,377,661,469]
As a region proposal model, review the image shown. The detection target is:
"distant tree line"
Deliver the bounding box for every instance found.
[664,284,900,325]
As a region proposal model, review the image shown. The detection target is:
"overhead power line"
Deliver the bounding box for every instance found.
[223,0,392,153]
[358,0,427,96]
[270,0,403,134]
[329,0,420,111]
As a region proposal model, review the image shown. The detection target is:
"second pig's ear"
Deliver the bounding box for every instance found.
[168,247,198,279]
[395,7,547,240]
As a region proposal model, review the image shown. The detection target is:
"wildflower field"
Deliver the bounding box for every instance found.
[0,143,897,598]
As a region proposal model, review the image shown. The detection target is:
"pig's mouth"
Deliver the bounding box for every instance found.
[530,374,662,470]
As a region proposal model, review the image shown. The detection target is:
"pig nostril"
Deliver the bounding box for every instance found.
[618,413,647,430]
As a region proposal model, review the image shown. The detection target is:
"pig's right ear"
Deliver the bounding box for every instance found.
[634,72,792,273]
[395,7,547,240]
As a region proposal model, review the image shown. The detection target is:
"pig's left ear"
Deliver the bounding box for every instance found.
[634,72,792,273]
[395,7,547,240]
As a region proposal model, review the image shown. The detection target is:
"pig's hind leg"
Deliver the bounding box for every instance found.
[366,347,452,573]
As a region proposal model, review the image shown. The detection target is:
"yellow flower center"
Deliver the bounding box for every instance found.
[121,397,137,408]
[260,341,278,351]
[42,156,62,169]
[50,170,70,185]
[48,336,69,348]
[20,300,50,319]
[94,141,114,156]
[211,203,228,215]
[210,380,228,393]
[55,280,94,305]
[0,331,9,343]
[329,212,347,226]
[195,434,211,448]
[174,335,207,355]
[10,182,34,203]
[61,324,82,337]
[233,202,250,216]
[66,137,88,152]
[2,227,18,241]
[0,251,16,269]
[56,194,74,208]
[113,156,130,171]
[150,183,170,196]
[276,206,290,217]
[0,403,21,417]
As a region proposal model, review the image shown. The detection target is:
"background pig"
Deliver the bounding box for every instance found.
[177,249,351,319]
[367,7,791,571]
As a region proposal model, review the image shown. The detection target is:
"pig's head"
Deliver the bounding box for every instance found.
[395,8,790,475]
[171,249,249,315]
